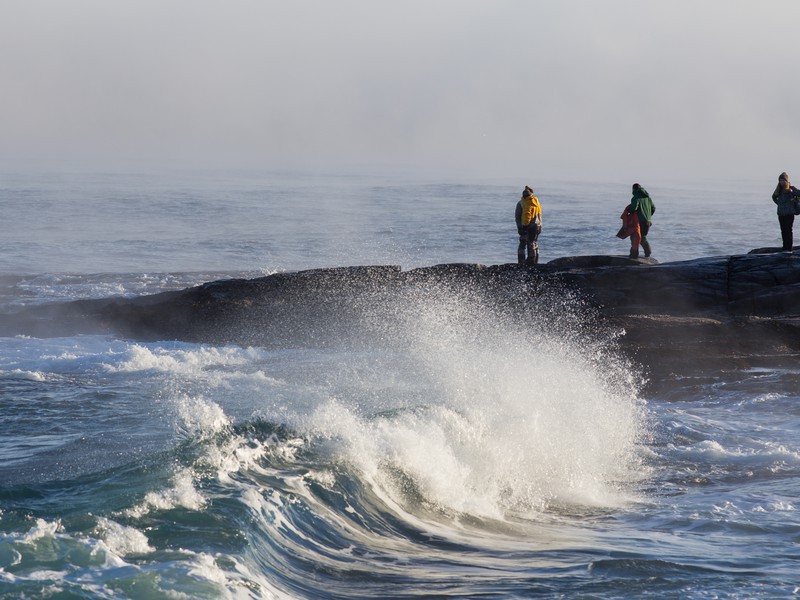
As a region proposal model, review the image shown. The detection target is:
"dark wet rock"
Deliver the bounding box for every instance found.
[547,255,658,268]
[2,251,800,379]
[748,246,796,254]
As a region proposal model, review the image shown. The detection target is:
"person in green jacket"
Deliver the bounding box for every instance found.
[629,183,656,258]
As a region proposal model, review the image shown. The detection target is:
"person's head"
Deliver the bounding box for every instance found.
[523,186,533,198]
[779,172,789,188]
[632,183,641,191]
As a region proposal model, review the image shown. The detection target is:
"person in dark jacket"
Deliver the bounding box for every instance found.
[629,183,656,258]
[515,186,542,265]
[771,172,800,252]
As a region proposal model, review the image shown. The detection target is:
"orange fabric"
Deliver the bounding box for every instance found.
[620,206,641,250]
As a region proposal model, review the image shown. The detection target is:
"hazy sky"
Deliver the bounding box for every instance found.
[2,1,799,181]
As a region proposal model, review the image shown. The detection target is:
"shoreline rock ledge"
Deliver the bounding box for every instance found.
[2,250,799,378]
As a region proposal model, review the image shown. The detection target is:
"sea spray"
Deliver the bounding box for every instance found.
[0,278,651,595]
[300,277,650,521]
[4,174,799,598]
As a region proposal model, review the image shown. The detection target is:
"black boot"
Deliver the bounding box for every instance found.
[518,253,525,265]
[629,249,639,259]
[642,240,652,258]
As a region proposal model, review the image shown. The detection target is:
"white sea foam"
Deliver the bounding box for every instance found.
[21,518,61,543]
[124,469,207,518]
[199,430,270,485]
[27,570,70,582]
[94,518,154,556]
[175,394,231,437]
[187,552,229,586]
[0,369,47,381]
[750,392,786,403]
[8,518,137,576]
[180,545,292,599]
[105,343,267,375]
[301,285,648,520]
[712,501,743,516]
[684,439,800,465]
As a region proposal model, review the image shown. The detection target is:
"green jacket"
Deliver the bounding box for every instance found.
[630,188,655,223]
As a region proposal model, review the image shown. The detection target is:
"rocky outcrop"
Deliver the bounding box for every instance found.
[539,252,800,377]
[2,252,799,379]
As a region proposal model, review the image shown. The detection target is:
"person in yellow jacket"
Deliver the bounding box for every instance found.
[514,185,542,265]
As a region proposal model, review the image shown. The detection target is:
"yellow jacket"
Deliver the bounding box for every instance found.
[520,195,542,227]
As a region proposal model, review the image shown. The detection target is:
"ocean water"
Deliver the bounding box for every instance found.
[0,169,798,599]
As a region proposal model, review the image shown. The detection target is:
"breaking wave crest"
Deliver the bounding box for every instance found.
[0,277,651,597]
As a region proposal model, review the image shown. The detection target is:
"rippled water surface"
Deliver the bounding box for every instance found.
[0,170,798,599]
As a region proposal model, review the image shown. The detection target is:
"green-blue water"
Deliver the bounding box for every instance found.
[1,170,798,599]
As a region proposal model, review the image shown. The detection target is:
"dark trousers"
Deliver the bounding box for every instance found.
[779,214,795,251]
[518,226,540,265]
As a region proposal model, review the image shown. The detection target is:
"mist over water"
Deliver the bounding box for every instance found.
[0,169,777,278]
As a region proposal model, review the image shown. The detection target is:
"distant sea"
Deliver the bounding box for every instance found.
[1,169,798,599]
